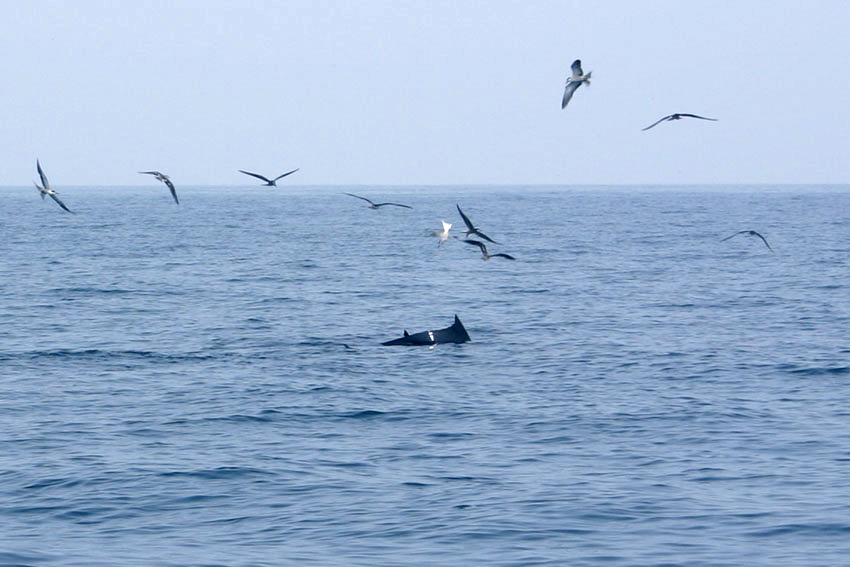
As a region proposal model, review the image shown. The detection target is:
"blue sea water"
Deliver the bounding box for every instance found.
[2,184,850,566]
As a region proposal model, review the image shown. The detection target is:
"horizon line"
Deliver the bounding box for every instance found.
[2,182,849,188]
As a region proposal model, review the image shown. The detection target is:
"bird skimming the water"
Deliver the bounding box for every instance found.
[344,193,412,209]
[561,59,592,109]
[238,169,299,186]
[139,170,179,204]
[463,239,515,260]
[431,220,453,246]
[722,230,772,250]
[642,113,717,131]
[457,204,499,244]
[33,160,72,213]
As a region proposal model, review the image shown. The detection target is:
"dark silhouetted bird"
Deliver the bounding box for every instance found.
[722,230,772,250]
[463,239,515,260]
[239,168,299,186]
[457,204,500,244]
[139,170,179,204]
[642,113,717,131]
[344,193,411,209]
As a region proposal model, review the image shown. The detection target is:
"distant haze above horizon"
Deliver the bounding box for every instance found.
[3,1,848,186]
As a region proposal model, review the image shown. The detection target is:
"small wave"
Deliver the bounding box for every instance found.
[165,412,280,426]
[6,349,219,365]
[24,476,86,491]
[508,288,551,294]
[0,550,59,565]
[427,432,477,441]
[340,409,387,419]
[748,522,850,537]
[49,286,147,296]
[159,466,274,480]
[784,365,850,376]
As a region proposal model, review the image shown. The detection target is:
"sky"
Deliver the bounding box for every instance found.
[2,0,849,186]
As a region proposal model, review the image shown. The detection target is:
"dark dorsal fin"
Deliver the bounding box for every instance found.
[403,330,409,336]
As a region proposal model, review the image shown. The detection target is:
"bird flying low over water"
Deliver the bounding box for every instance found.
[561,59,591,109]
[431,220,453,246]
[722,230,772,250]
[343,193,412,209]
[642,113,718,131]
[238,169,299,186]
[139,171,179,204]
[463,239,515,260]
[33,160,73,213]
[457,204,499,244]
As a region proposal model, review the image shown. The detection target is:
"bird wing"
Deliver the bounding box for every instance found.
[33,181,47,199]
[570,59,583,78]
[456,204,476,232]
[463,239,487,254]
[49,192,72,213]
[163,178,179,204]
[641,115,672,131]
[375,202,412,209]
[36,160,50,191]
[474,230,500,245]
[492,253,516,260]
[272,168,299,182]
[561,81,580,109]
[678,113,717,121]
[239,170,272,183]
[721,231,748,242]
[344,192,374,205]
[753,232,772,250]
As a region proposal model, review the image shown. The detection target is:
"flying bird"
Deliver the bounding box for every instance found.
[33,160,73,213]
[463,239,515,261]
[343,193,412,209]
[561,59,592,109]
[642,113,718,131]
[139,170,179,204]
[238,169,299,186]
[457,204,499,244]
[431,220,454,246]
[721,230,772,250]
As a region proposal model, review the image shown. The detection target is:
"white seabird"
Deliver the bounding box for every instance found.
[430,220,453,246]
[33,160,73,213]
[561,59,592,109]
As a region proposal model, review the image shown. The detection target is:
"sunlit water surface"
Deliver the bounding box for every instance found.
[2,185,849,566]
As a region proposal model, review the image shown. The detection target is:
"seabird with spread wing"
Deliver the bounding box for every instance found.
[239,168,299,186]
[456,204,499,244]
[344,193,412,209]
[642,113,717,131]
[139,170,179,204]
[463,239,515,260]
[561,59,592,109]
[431,220,453,246]
[721,230,772,251]
[33,160,73,213]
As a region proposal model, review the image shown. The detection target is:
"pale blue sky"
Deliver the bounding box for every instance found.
[3,1,848,186]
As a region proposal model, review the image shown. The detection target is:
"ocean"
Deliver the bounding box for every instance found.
[2,184,849,566]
